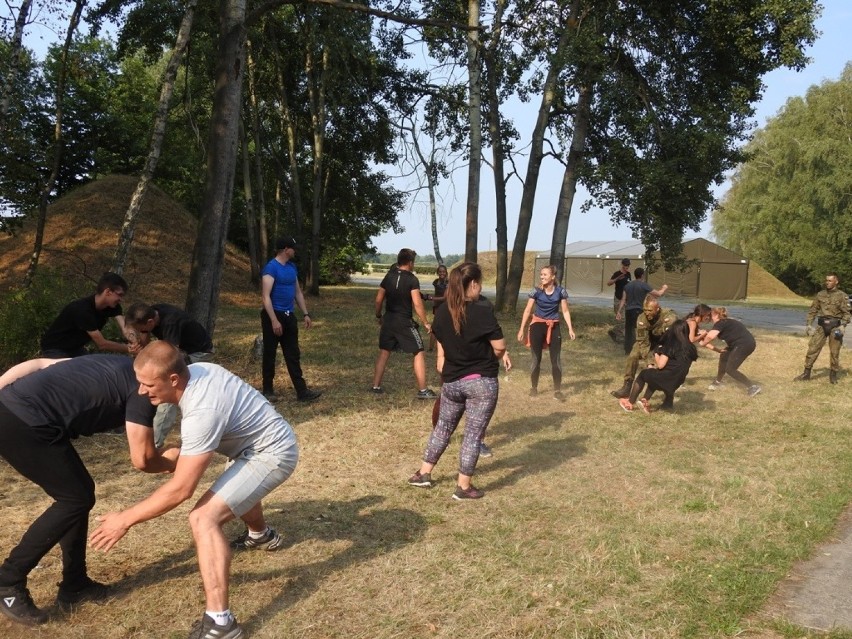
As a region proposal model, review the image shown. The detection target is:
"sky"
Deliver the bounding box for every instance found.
[373,0,852,257]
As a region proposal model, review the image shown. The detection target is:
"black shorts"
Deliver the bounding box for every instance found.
[379,320,424,354]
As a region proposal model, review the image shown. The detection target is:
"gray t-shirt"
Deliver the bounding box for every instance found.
[623,280,653,311]
[178,363,298,460]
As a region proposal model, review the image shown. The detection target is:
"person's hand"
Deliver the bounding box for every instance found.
[805,325,814,337]
[517,329,525,343]
[272,320,283,336]
[568,328,576,340]
[502,352,512,371]
[615,311,622,321]
[303,316,313,329]
[89,512,131,552]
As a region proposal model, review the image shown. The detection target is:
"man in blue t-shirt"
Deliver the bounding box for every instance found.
[0,356,172,626]
[259,237,321,402]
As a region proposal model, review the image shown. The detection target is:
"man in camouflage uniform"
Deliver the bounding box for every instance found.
[795,273,850,384]
[611,295,677,398]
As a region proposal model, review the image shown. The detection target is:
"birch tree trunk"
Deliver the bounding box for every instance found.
[23,0,85,288]
[112,0,197,274]
[464,0,482,263]
[0,0,32,133]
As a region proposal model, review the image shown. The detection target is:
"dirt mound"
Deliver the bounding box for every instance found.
[746,261,805,301]
[0,175,254,305]
[459,251,540,288]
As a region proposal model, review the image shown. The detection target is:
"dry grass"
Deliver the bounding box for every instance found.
[2,286,852,638]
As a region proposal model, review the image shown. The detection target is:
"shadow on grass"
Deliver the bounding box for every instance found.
[120,495,425,634]
[477,410,589,495]
[240,494,425,631]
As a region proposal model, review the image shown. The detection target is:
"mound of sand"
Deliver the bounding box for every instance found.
[0,175,253,305]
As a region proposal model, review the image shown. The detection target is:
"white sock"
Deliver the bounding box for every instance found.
[247,527,269,540]
[206,610,234,626]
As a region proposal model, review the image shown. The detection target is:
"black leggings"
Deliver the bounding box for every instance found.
[0,403,95,589]
[529,322,563,391]
[717,343,756,388]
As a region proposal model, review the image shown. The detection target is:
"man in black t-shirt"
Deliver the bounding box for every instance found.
[0,356,175,626]
[40,272,137,358]
[125,302,215,447]
[371,248,437,399]
[606,258,632,343]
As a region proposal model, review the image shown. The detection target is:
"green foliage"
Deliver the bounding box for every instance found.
[712,64,852,294]
[0,269,87,368]
[318,245,368,285]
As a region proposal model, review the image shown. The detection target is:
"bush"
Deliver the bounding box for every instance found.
[0,269,88,368]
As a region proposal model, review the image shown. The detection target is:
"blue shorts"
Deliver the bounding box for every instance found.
[212,446,299,517]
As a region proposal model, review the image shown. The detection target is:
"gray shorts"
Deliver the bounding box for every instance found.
[212,446,299,517]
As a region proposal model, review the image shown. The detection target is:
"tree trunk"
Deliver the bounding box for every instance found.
[246,41,267,270]
[464,0,482,263]
[112,0,197,275]
[0,0,32,133]
[23,0,85,288]
[500,0,579,312]
[240,120,261,283]
[185,0,247,335]
[549,84,592,284]
[269,32,305,242]
[483,0,507,307]
[305,44,329,296]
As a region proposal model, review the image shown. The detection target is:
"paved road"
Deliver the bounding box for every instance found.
[352,276,808,335]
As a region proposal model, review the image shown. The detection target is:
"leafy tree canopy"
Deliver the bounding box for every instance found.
[712,63,852,294]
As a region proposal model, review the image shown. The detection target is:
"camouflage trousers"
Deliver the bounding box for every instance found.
[623,342,650,382]
[804,330,843,371]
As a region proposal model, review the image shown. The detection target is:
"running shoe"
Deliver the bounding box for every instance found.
[619,398,633,412]
[747,384,762,397]
[408,471,434,488]
[638,398,651,414]
[416,388,438,399]
[553,391,565,401]
[452,485,484,500]
[230,527,283,551]
[187,613,245,639]
[370,386,384,394]
[479,442,493,458]
[707,380,725,391]
[297,389,322,402]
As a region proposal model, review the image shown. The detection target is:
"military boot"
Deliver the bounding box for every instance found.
[830,370,838,384]
[794,367,811,381]
[610,378,633,399]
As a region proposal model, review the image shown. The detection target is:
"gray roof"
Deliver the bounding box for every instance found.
[537,240,647,259]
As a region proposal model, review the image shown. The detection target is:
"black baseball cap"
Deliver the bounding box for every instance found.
[275,237,297,251]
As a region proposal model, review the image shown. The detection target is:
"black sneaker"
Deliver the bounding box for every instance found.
[452,485,484,500]
[416,388,438,399]
[0,584,48,625]
[188,613,245,639]
[370,386,384,394]
[262,391,278,402]
[478,442,493,458]
[553,391,565,401]
[230,527,283,551]
[297,389,322,402]
[529,388,538,397]
[408,471,434,487]
[56,578,111,611]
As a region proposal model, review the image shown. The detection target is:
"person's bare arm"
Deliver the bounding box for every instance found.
[0,358,66,389]
[410,289,430,331]
[87,329,132,354]
[374,287,386,324]
[126,422,180,473]
[516,298,535,342]
[294,282,313,329]
[89,451,214,552]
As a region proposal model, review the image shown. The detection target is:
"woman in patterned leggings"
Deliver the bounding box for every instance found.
[408,262,511,500]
